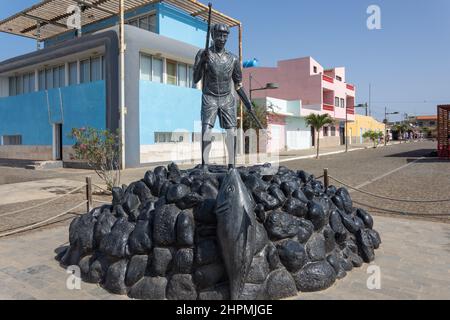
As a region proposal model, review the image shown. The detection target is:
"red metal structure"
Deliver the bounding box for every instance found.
[437,105,450,159]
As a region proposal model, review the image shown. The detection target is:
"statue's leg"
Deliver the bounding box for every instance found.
[202,124,213,168]
[225,127,237,169]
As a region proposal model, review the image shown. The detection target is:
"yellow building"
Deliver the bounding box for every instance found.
[347,115,385,145]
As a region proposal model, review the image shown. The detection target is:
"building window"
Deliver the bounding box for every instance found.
[52,65,65,88]
[128,13,157,33]
[1,135,22,145]
[429,121,436,126]
[91,57,102,82]
[140,54,152,81]
[335,97,339,107]
[166,60,177,85]
[8,77,16,96]
[152,57,163,83]
[80,59,90,84]
[16,75,23,95]
[177,63,187,87]
[69,62,78,85]
[340,98,345,108]
[140,53,163,83]
[45,68,53,89]
[323,127,329,137]
[336,76,342,81]
[38,70,45,91]
[140,54,193,87]
[313,66,317,73]
[331,126,336,136]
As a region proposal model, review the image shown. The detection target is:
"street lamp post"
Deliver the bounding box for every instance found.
[248,73,279,126]
[384,107,399,146]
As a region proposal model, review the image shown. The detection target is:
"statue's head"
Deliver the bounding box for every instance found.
[211,23,230,50]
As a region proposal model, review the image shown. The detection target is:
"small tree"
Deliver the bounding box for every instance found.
[363,130,384,148]
[70,127,121,191]
[305,114,334,159]
[394,124,408,142]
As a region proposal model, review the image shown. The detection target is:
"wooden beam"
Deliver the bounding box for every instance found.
[191,8,207,17]
[21,13,68,30]
[73,0,117,16]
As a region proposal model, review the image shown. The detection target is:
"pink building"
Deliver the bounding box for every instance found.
[244,57,356,149]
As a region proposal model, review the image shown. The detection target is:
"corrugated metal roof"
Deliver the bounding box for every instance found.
[0,0,240,40]
[416,115,437,121]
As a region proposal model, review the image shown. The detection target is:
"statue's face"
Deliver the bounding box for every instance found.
[213,30,228,50]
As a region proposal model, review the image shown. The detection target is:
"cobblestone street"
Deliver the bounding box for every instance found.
[0,141,449,299]
[0,215,448,300]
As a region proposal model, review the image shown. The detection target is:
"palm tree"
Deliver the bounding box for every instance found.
[305,113,334,159]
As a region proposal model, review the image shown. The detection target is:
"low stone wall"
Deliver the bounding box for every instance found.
[0,145,52,160]
[319,137,341,148]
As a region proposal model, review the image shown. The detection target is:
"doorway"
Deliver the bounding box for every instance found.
[53,123,63,161]
[340,127,345,145]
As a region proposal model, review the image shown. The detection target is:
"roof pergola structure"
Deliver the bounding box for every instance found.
[0,0,240,40]
[0,0,244,168]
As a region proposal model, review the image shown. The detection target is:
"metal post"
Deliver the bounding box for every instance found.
[85,176,92,212]
[119,0,126,169]
[36,22,41,50]
[238,23,244,157]
[384,107,387,146]
[345,106,348,152]
[324,168,329,189]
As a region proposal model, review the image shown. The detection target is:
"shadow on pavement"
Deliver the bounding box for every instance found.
[385,149,435,158]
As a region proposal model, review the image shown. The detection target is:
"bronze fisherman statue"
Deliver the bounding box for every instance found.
[193,21,262,171]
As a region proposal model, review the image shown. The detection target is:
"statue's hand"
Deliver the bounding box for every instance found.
[201,49,210,66]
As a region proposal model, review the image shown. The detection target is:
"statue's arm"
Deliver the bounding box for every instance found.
[193,49,205,85]
[233,57,264,129]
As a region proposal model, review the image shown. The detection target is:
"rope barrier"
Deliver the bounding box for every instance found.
[92,183,112,194]
[352,200,450,217]
[93,198,110,204]
[328,175,450,203]
[0,184,86,218]
[0,201,87,238]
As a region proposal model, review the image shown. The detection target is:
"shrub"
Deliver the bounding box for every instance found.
[70,127,121,191]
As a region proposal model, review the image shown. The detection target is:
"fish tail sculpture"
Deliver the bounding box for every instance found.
[215,169,257,300]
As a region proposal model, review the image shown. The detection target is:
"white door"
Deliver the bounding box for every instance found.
[269,125,282,152]
[286,130,311,150]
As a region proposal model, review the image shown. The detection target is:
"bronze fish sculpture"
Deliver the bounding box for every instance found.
[215,168,257,300]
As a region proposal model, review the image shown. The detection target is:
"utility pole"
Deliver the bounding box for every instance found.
[345,105,348,152]
[384,107,387,147]
[119,0,126,169]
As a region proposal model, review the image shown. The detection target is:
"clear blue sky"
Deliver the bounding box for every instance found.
[1,0,449,121]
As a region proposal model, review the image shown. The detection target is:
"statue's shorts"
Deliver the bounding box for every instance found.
[201,93,237,129]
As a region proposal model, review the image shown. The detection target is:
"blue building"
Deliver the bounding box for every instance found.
[0,0,241,167]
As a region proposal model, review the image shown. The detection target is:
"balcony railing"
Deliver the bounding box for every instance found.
[346,108,355,115]
[322,75,334,84]
[346,84,355,91]
[323,104,335,111]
